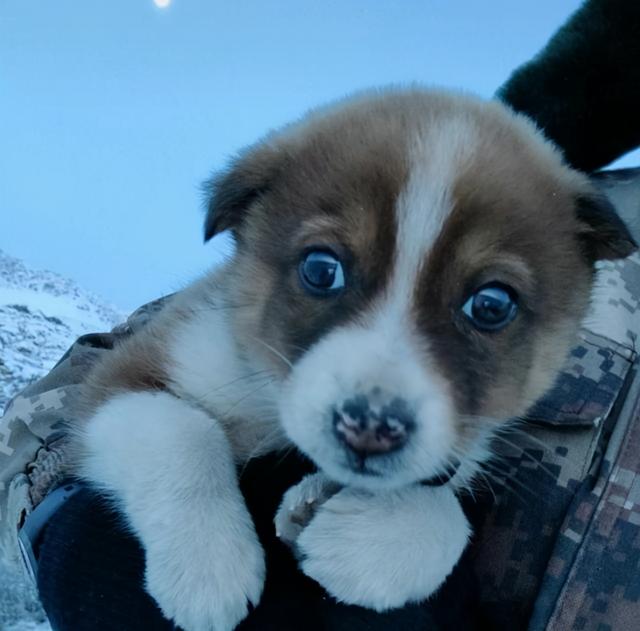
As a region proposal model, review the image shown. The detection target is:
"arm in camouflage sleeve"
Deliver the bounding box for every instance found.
[498,0,640,172]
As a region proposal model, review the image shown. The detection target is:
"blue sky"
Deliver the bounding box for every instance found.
[2,1,639,310]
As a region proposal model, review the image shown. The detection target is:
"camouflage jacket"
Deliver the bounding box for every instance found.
[1,169,639,631]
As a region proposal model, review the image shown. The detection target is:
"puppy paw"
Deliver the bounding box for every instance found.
[144,521,265,631]
[274,472,341,549]
[296,484,469,611]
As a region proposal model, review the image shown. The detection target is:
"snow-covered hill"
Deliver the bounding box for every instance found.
[0,249,126,410]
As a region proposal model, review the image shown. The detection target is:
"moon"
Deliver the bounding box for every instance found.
[154,0,171,8]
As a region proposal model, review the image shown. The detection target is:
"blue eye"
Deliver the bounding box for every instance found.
[299,250,345,296]
[462,283,518,331]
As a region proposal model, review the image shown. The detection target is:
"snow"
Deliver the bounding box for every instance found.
[0,560,52,631]
[0,249,126,410]
[0,287,114,331]
[0,250,127,630]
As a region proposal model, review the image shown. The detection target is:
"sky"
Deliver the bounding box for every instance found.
[2,0,639,310]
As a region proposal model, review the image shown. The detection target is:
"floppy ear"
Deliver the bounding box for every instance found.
[575,193,637,261]
[202,144,284,242]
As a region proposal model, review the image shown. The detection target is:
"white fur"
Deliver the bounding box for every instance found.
[167,280,280,424]
[294,480,470,611]
[80,391,265,631]
[163,280,287,463]
[391,115,476,310]
[279,324,455,489]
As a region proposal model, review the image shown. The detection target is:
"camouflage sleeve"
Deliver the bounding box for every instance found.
[529,171,640,631]
[471,170,640,631]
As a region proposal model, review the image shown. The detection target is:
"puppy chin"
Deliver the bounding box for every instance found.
[310,450,455,491]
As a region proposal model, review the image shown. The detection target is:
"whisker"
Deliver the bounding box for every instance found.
[194,370,274,410]
[251,337,294,370]
[479,467,531,505]
[220,378,277,420]
[490,434,558,480]
[439,416,560,506]
[187,300,258,313]
[287,343,311,356]
[459,414,577,467]
[473,469,498,503]
[239,426,289,476]
[192,370,272,405]
[444,437,540,504]
[272,444,298,471]
[482,459,545,502]
[488,423,554,454]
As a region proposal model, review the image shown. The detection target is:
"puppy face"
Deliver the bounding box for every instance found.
[204,89,636,489]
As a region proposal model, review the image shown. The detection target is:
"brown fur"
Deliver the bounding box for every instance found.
[216,95,413,369]
[414,115,594,423]
[80,319,172,416]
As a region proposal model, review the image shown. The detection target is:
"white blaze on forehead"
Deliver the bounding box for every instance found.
[278,110,484,487]
[381,116,478,326]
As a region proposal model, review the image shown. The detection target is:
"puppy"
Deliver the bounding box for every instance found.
[71,88,636,631]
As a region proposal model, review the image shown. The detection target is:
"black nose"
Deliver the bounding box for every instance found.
[333,393,415,456]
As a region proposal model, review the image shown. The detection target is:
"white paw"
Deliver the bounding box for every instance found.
[274,472,342,548]
[144,521,265,631]
[296,484,469,611]
[79,391,266,631]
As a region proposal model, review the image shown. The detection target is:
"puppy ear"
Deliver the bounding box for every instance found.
[202,144,283,242]
[575,193,637,261]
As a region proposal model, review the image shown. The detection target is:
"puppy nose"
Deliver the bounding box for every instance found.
[333,393,415,456]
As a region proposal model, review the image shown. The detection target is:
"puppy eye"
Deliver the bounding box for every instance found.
[299,250,345,296]
[462,283,518,332]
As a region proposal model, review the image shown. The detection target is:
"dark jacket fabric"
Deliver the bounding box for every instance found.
[498,0,640,172]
